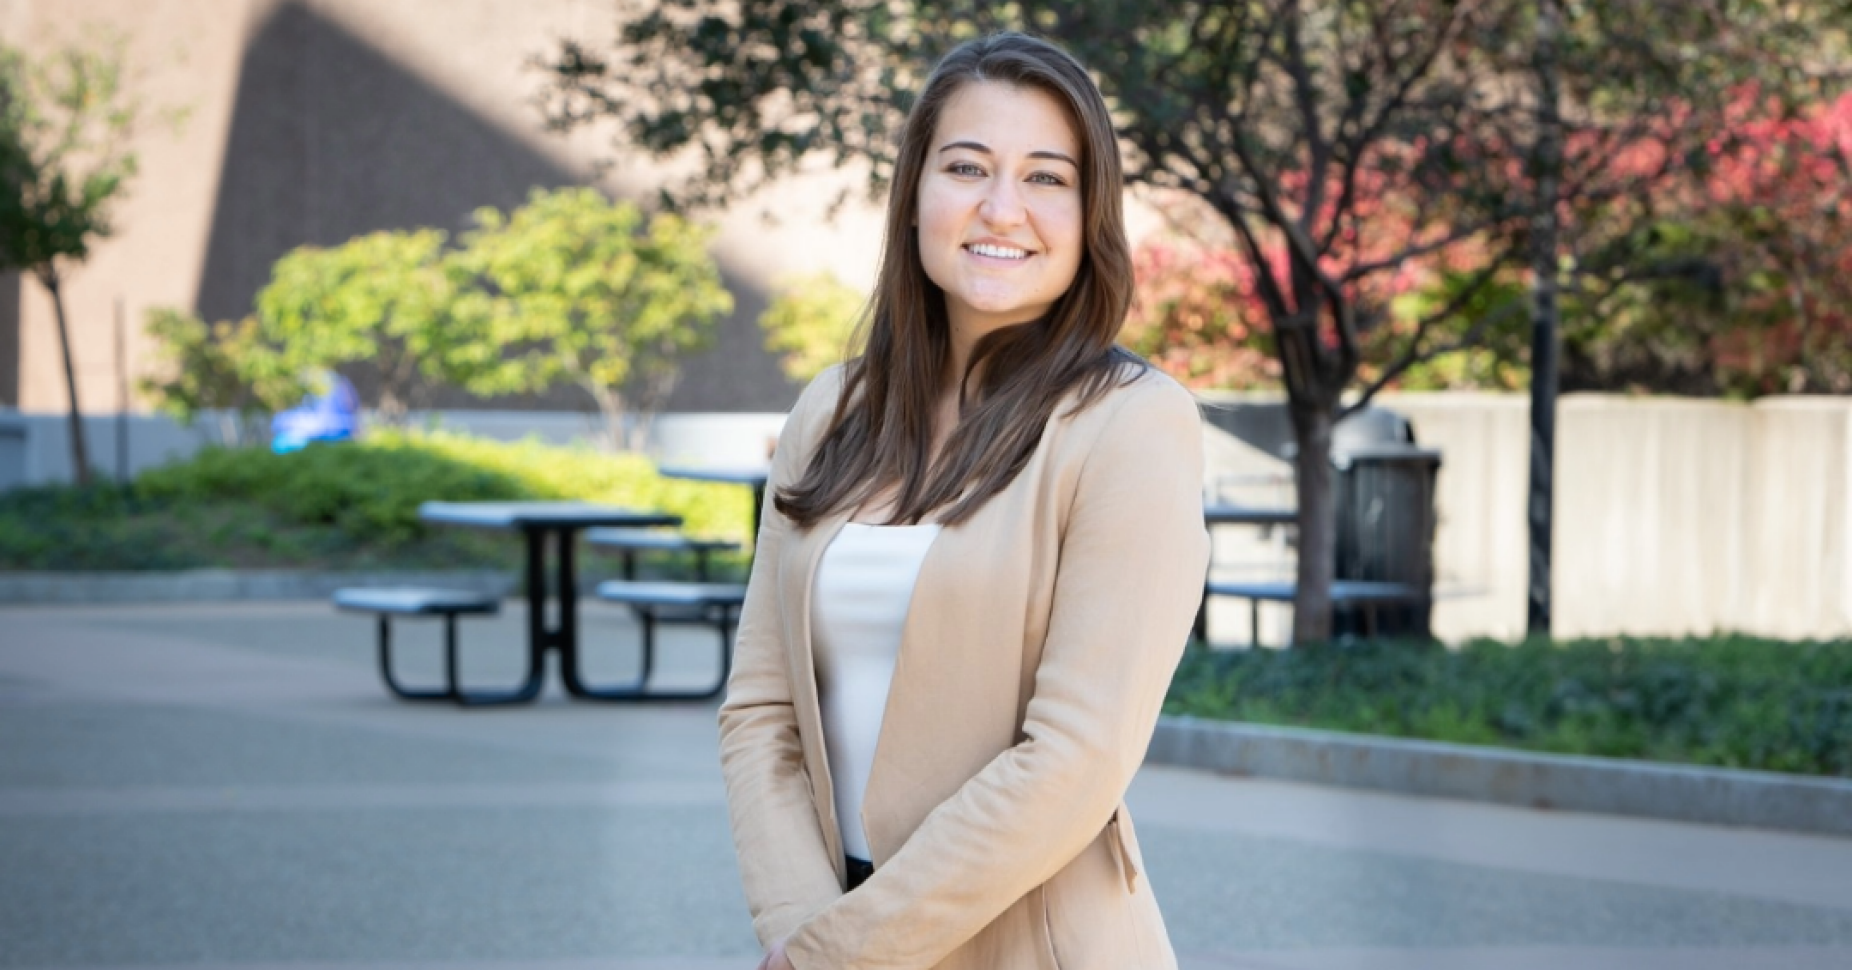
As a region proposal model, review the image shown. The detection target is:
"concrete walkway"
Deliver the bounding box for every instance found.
[2,601,1849,969]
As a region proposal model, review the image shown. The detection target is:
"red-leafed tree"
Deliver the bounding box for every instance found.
[539,0,1850,643]
[1562,88,1852,397]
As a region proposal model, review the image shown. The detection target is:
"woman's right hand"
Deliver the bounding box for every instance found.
[755,936,795,970]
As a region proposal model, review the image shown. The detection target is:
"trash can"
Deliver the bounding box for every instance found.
[1333,445,1441,638]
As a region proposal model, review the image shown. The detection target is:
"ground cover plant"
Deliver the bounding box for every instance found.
[1165,634,1852,778]
[0,431,753,574]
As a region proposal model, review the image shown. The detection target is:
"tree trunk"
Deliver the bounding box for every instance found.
[584,381,626,453]
[43,269,92,486]
[1527,0,1565,635]
[1288,399,1336,645]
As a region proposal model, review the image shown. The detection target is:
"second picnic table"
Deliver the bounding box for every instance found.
[658,464,771,542]
[418,500,681,702]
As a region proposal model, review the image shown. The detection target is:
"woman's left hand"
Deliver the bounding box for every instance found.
[755,937,795,970]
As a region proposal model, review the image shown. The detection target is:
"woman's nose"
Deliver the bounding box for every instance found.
[978,179,1028,227]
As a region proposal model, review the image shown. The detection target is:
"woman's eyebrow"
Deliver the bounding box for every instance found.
[937,140,1078,167]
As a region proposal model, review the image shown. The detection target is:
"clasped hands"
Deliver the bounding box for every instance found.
[754,936,795,970]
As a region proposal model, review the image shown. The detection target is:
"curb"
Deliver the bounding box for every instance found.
[0,569,518,604]
[1148,716,1852,838]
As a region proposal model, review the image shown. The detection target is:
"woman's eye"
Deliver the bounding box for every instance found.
[948,161,985,177]
[1028,172,1069,186]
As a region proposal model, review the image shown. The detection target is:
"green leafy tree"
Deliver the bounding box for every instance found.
[0,38,138,485]
[758,272,865,386]
[137,309,273,447]
[449,186,733,451]
[538,0,1850,642]
[253,229,461,423]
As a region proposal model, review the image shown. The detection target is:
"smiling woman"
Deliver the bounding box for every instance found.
[917,81,1086,349]
[717,33,1209,970]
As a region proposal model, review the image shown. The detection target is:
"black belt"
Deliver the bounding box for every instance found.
[846,855,875,891]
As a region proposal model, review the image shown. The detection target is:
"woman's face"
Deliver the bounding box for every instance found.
[916,80,1084,347]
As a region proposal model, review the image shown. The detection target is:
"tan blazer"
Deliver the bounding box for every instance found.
[718,361,1210,970]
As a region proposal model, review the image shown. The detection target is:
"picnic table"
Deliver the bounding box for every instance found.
[417,501,681,702]
[1195,503,1298,644]
[658,465,770,541]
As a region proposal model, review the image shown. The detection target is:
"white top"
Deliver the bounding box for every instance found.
[810,521,942,861]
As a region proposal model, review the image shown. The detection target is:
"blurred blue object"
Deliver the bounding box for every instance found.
[271,372,361,453]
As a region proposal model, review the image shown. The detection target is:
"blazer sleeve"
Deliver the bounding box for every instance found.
[783,376,1211,970]
[717,367,848,948]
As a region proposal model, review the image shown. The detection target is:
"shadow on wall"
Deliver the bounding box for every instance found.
[196,0,793,414]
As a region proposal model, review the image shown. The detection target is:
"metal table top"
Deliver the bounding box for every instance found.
[417,501,682,530]
[657,465,771,487]
[1204,503,1298,526]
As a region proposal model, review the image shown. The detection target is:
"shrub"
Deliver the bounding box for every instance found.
[1165,635,1852,778]
[131,430,752,547]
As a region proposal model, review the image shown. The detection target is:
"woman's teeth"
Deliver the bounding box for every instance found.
[967,243,1029,260]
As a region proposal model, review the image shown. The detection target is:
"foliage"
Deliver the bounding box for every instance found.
[0,35,141,485]
[0,37,137,275]
[448,187,733,450]
[0,432,755,572]
[136,309,274,445]
[251,229,462,421]
[1166,635,1852,778]
[0,482,511,572]
[131,431,752,547]
[1124,234,1279,391]
[758,272,865,385]
[1559,89,1852,397]
[537,0,1851,641]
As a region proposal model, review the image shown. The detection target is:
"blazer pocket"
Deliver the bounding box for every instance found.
[1036,884,1065,970]
[1108,809,1141,895]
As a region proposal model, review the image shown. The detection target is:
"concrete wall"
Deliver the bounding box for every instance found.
[1383,393,1852,642]
[0,409,791,488]
[0,0,900,417]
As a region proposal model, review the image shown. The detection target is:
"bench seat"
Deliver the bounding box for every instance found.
[581,580,747,701]
[1201,579,1427,646]
[333,587,500,616]
[333,586,504,704]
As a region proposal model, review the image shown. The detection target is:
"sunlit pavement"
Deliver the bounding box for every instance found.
[3,601,1850,970]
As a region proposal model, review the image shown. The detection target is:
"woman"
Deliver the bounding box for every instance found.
[720,32,1209,970]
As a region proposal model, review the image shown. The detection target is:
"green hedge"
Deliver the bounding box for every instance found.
[1164,635,1852,778]
[0,431,754,571]
[133,430,752,545]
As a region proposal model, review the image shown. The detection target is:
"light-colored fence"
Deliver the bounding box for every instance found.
[1380,393,1851,642]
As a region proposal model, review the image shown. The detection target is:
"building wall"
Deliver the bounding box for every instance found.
[1,0,893,416]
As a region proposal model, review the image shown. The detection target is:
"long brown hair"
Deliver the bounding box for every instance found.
[776,32,1144,528]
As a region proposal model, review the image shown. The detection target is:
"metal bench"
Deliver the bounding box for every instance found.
[1202,579,1428,647]
[332,587,504,704]
[585,528,740,582]
[584,580,747,701]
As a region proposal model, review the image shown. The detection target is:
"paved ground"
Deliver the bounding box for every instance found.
[2,600,1850,970]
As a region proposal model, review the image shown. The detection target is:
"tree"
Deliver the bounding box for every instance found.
[539,1,1538,642]
[448,187,732,451]
[1510,0,1852,631]
[539,0,1850,642]
[1557,88,1852,398]
[0,38,138,485]
[758,271,866,385]
[253,229,461,423]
